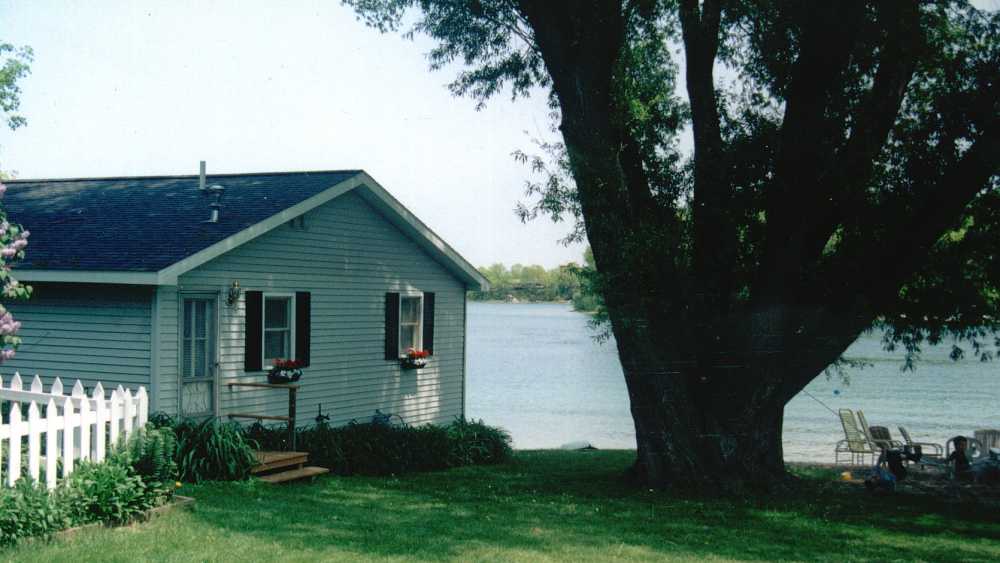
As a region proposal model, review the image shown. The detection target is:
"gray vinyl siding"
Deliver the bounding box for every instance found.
[0,283,153,392]
[164,191,467,426]
[154,286,179,413]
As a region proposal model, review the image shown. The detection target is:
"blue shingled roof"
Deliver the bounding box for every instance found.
[3,170,362,272]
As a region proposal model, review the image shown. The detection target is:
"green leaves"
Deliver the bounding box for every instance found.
[0,477,66,547]
[125,426,179,494]
[0,42,32,131]
[60,459,154,525]
[246,417,512,476]
[345,0,546,109]
[0,448,171,548]
[171,417,258,482]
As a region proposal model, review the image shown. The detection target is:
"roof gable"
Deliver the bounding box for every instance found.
[5,170,488,290]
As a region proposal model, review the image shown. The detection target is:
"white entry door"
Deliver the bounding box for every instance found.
[181,297,217,417]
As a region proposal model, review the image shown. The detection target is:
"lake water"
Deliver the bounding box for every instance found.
[466,302,1000,462]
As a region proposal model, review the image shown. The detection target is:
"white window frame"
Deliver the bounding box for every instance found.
[398,292,424,357]
[262,293,296,364]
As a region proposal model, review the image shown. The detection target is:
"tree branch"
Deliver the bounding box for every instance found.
[475,0,539,53]
[754,1,866,302]
[800,2,922,268]
[860,123,1000,307]
[678,0,734,315]
[515,1,637,269]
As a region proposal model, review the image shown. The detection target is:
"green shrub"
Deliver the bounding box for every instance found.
[337,422,406,475]
[246,421,292,451]
[407,424,453,472]
[146,411,176,430]
[0,478,67,547]
[0,432,182,548]
[446,418,513,466]
[245,418,511,476]
[124,426,178,496]
[173,418,257,482]
[59,458,155,525]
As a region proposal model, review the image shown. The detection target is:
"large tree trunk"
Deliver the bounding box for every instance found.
[611,304,867,489]
[626,377,787,489]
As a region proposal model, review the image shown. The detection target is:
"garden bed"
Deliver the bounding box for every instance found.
[54,495,196,540]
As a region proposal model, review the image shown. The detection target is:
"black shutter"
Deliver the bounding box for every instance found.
[385,292,400,360]
[295,292,311,367]
[245,291,263,372]
[423,292,435,355]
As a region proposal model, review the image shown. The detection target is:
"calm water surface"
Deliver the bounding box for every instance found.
[466,302,1000,462]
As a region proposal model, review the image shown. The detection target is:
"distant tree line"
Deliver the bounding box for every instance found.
[470,248,606,316]
[469,262,577,303]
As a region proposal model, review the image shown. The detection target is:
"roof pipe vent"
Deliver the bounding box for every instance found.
[203,184,225,223]
[199,161,206,191]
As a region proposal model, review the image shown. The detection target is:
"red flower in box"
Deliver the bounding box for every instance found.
[273,358,302,370]
[406,349,430,359]
[268,358,304,384]
[401,348,430,369]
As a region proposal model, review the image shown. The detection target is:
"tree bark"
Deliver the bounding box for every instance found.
[610,299,868,489]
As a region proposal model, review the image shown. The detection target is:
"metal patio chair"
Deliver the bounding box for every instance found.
[835,408,876,465]
[898,426,944,460]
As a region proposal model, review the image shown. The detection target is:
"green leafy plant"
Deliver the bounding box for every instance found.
[446,418,513,467]
[125,426,178,497]
[0,478,67,547]
[146,411,176,430]
[59,458,155,525]
[173,418,257,482]
[245,417,511,476]
[0,433,183,547]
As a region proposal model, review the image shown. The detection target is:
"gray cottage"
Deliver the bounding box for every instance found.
[1,168,487,427]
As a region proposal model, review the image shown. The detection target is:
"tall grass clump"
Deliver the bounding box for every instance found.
[173,418,257,482]
[446,418,513,466]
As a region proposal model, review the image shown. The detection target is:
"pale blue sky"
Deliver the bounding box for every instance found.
[0,0,580,268]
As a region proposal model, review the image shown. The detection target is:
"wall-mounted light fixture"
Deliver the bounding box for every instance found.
[226,280,242,307]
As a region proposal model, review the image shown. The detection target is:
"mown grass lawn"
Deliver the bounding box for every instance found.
[6,450,1000,562]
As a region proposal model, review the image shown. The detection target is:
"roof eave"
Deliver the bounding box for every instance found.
[15,269,160,285]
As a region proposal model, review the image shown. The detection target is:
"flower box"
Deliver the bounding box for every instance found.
[267,358,303,384]
[400,348,430,370]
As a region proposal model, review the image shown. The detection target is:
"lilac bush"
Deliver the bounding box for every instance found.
[0,180,31,363]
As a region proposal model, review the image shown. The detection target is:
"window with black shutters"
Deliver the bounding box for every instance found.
[386,291,435,360]
[246,291,311,371]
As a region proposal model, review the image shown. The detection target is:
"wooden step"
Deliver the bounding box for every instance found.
[258,466,329,484]
[252,451,309,474]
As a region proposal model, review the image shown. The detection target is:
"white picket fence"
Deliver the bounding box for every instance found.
[0,372,148,489]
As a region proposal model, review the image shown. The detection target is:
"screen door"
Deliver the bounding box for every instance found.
[180,297,217,416]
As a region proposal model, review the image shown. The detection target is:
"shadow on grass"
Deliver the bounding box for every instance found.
[183,451,1000,561]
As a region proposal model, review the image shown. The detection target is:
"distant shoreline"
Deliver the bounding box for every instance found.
[467,300,601,314]
[469,299,572,305]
